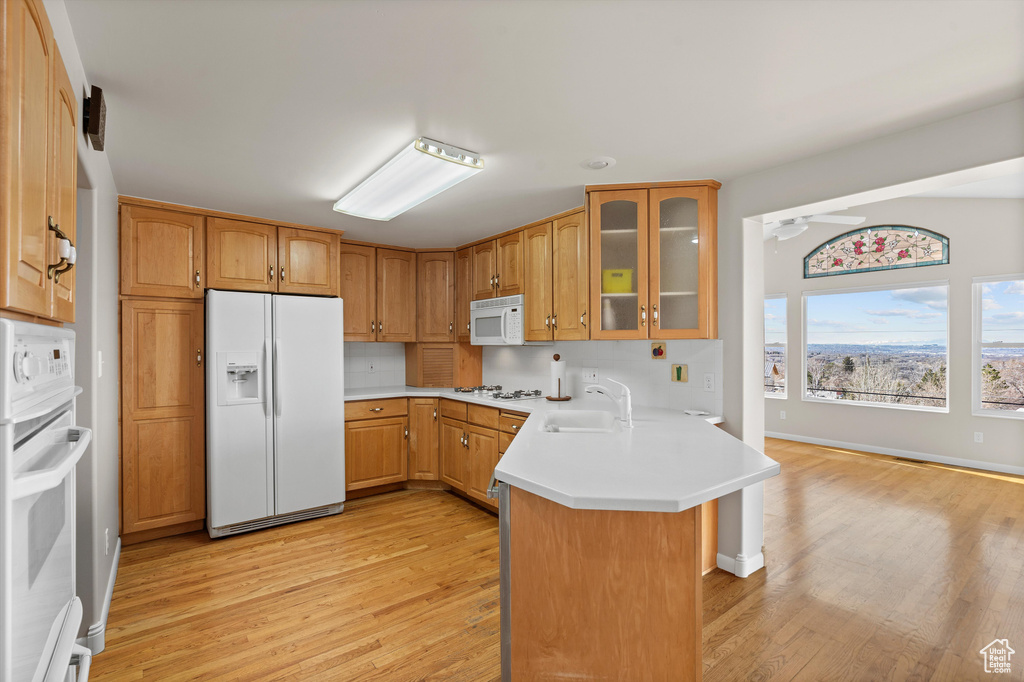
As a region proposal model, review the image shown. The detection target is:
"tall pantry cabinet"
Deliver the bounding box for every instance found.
[1,0,80,323]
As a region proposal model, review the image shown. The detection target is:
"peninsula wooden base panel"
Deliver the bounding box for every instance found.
[509,487,702,680]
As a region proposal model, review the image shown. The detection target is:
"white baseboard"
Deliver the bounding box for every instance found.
[716,552,764,578]
[79,537,120,655]
[765,432,1024,477]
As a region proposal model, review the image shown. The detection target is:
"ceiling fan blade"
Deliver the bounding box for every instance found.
[807,214,866,225]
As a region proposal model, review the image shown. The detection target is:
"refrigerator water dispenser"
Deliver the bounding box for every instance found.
[217,352,261,405]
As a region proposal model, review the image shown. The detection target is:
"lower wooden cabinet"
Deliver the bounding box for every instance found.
[120,299,206,537]
[440,417,467,490]
[466,424,499,505]
[345,416,408,490]
[408,398,439,480]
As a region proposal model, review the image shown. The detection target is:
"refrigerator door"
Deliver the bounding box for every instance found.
[272,295,345,514]
[206,291,275,529]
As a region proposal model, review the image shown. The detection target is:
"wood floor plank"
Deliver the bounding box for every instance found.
[92,440,1024,681]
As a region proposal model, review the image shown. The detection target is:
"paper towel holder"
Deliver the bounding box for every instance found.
[546,353,572,401]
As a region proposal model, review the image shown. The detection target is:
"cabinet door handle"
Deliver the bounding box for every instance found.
[494,273,499,286]
[433,408,437,420]
[196,348,202,366]
[369,407,384,412]
[580,310,587,328]
[511,424,519,431]
[378,319,383,334]
[195,269,201,285]
[449,321,453,334]
[463,433,469,449]
[552,314,557,330]
[371,320,376,333]
[489,276,494,287]
[545,316,550,329]
[404,427,409,439]
[269,266,274,281]
[640,305,647,327]
[652,304,659,327]
[280,267,285,281]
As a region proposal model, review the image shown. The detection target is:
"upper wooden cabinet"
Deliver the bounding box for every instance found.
[588,182,718,339]
[455,247,472,342]
[206,217,277,292]
[1,0,78,321]
[417,251,455,342]
[376,248,417,342]
[278,227,339,296]
[523,211,589,342]
[339,243,377,341]
[120,299,206,536]
[471,233,524,300]
[121,205,205,298]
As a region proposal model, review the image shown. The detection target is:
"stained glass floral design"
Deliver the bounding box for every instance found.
[804,225,949,279]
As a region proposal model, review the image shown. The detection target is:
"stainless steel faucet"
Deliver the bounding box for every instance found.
[585,378,633,428]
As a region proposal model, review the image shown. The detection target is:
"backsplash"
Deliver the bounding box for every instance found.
[344,343,407,388]
[343,339,724,415]
[483,340,724,414]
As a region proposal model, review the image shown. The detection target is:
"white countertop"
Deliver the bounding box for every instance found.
[345,385,778,513]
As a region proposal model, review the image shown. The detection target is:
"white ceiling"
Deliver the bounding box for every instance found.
[64,0,1024,248]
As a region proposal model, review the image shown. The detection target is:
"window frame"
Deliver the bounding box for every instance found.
[801,279,950,414]
[764,293,787,399]
[972,273,1024,420]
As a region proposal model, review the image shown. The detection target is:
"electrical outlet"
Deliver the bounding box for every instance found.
[974,432,983,443]
[367,360,376,374]
[703,373,714,392]
[582,367,598,384]
[105,528,110,556]
[780,410,786,420]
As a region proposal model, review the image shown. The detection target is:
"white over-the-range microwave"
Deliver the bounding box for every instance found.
[470,294,550,346]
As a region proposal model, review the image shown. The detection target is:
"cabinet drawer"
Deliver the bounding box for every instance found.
[499,412,527,435]
[345,398,408,421]
[468,404,499,430]
[499,431,515,454]
[439,398,468,421]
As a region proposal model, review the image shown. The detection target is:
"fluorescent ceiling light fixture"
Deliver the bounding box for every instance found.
[333,137,484,221]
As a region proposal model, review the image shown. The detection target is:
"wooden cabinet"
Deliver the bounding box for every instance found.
[440,416,467,490]
[345,416,408,490]
[524,211,589,342]
[455,247,472,342]
[417,251,455,341]
[408,398,439,480]
[120,299,206,536]
[466,425,499,505]
[206,217,277,292]
[1,0,79,321]
[339,243,377,341]
[277,227,339,296]
[588,182,718,339]
[377,248,417,342]
[121,205,205,298]
[471,233,524,301]
[404,342,482,388]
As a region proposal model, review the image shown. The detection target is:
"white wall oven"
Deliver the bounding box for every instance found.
[0,320,92,682]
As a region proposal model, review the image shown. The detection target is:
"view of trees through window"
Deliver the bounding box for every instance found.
[979,278,1024,413]
[764,297,786,396]
[804,285,948,408]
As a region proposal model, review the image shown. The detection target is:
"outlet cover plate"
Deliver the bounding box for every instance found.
[582,368,599,384]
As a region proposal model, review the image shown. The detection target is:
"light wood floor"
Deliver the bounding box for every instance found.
[92,439,1024,681]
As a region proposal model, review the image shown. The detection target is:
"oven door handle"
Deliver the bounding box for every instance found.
[12,427,92,500]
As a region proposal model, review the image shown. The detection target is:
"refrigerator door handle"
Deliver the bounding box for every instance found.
[274,337,282,417]
[264,337,273,416]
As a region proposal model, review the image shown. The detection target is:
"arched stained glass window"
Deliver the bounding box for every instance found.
[804,225,949,279]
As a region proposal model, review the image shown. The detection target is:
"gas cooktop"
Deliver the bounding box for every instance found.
[453,386,544,401]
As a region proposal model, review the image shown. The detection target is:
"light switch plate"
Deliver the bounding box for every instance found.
[582,368,599,384]
[671,364,688,382]
[367,360,376,374]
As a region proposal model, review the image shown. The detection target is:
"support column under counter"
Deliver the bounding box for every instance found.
[499,483,703,681]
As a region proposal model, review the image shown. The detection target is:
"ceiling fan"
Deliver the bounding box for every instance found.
[764,214,866,241]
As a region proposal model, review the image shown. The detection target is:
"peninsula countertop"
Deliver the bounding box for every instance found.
[344,386,777,513]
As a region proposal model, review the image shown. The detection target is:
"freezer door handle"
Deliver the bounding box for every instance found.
[274,338,282,417]
[264,337,273,416]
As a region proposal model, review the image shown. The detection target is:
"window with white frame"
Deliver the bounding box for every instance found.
[764,295,786,397]
[974,275,1024,417]
[804,282,948,410]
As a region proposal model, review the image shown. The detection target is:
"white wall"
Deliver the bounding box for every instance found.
[763,197,1024,472]
[44,0,121,650]
[482,340,724,414]
[717,98,1024,449]
[343,342,407,388]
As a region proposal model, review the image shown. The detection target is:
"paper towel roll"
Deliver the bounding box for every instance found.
[550,356,567,398]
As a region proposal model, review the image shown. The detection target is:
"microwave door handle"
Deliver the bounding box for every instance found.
[501,307,510,343]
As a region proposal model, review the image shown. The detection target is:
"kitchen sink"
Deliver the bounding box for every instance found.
[541,410,622,434]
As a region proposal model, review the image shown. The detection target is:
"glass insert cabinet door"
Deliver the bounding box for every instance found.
[589,189,649,337]
[649,186,711,339]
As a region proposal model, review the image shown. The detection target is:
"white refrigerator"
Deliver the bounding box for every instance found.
[206,290,345,538]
